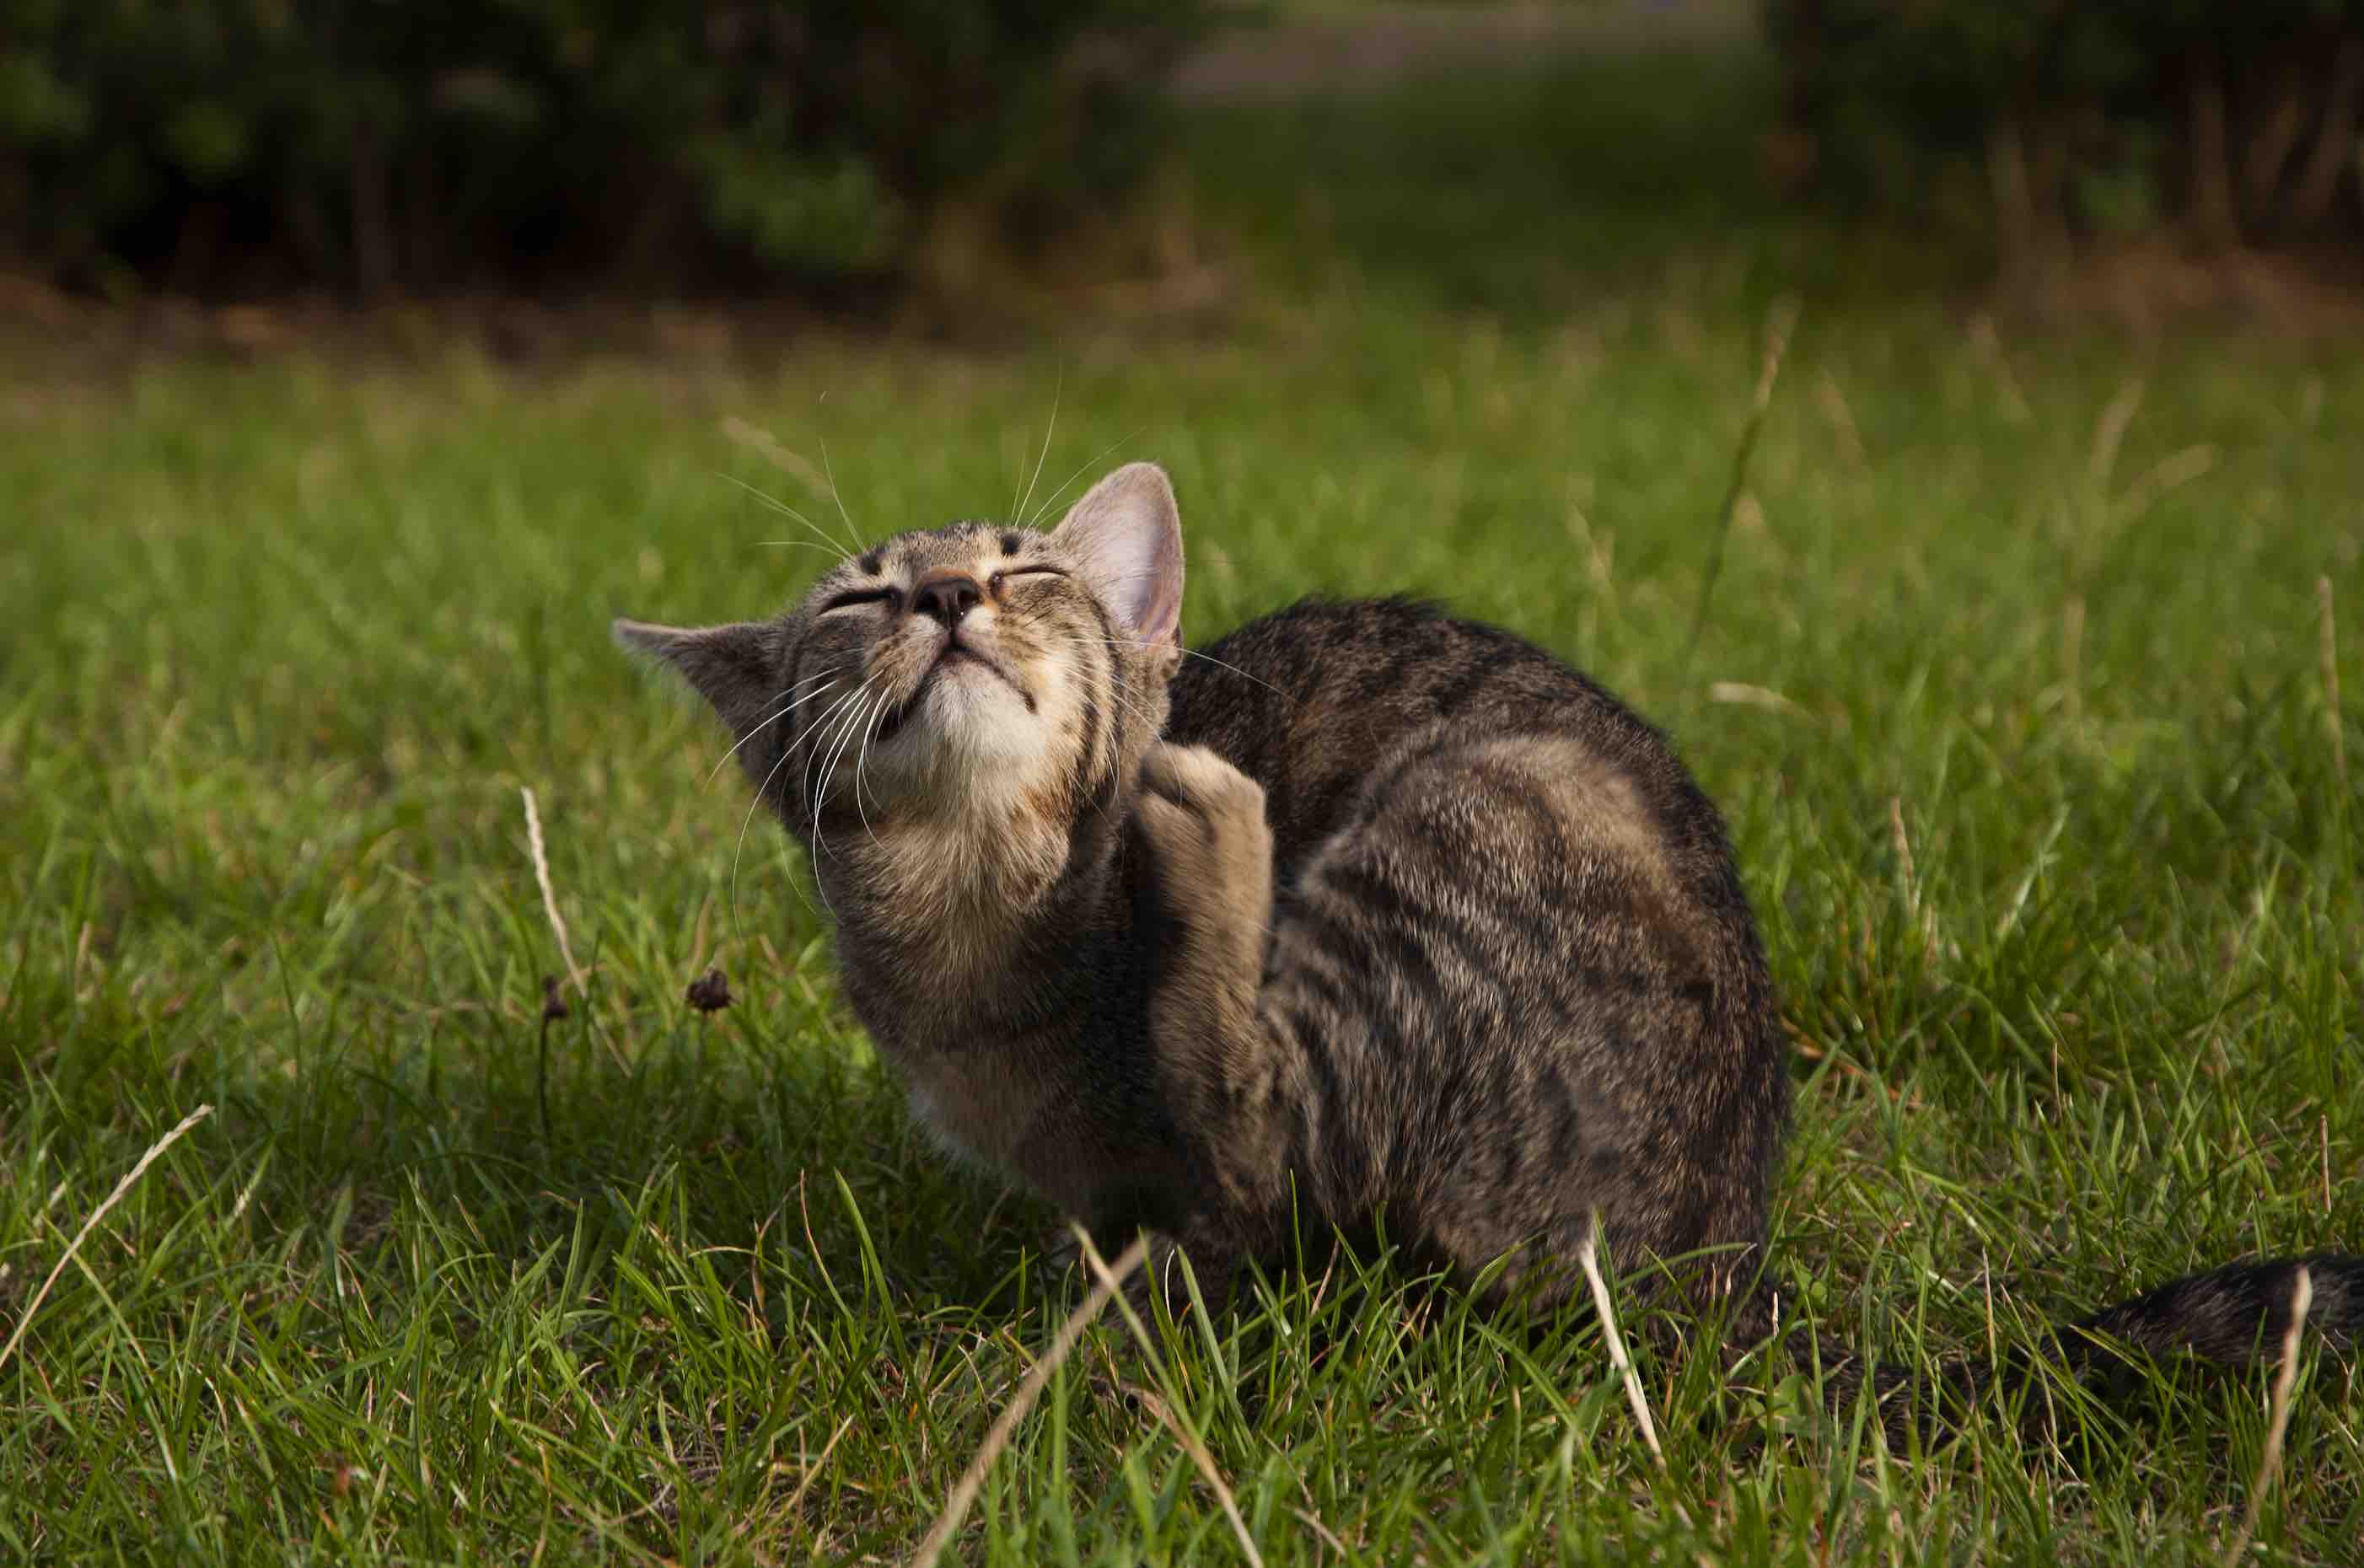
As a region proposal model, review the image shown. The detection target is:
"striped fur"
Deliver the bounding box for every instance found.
[620,462,2359,1442]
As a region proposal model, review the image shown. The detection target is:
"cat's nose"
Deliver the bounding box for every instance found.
[912,572,984,628]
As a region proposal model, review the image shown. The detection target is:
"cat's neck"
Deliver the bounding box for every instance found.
[816,789,1129,1041]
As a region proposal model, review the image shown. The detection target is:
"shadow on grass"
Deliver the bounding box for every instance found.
[19,978,1050,1325]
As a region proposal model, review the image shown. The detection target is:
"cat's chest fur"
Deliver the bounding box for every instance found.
[824,811,1152,1212]
[846,946,1071,1189]
[897,1053,1050,1171]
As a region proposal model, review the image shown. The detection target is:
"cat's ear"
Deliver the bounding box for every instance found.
[1050,462,1184,653]
[613,617,776,739]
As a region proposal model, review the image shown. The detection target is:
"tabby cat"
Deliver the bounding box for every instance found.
[618,461,2356,1435]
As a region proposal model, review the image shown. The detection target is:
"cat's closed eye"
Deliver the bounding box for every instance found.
[823,587,901,615]
[989,565,1066,595]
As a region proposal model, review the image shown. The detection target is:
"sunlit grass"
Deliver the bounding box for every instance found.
[5,36,2362,1567]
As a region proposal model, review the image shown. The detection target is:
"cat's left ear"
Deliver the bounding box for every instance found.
[1050,462,1184,659]
[612,617,776,743]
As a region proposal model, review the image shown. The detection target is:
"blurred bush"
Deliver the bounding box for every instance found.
[1767,0,2364,263]
[0,0,1211,298]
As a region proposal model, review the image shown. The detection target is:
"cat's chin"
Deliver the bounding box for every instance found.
[867,658,1047,792]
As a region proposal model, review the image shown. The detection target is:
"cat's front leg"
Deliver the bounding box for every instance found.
[1136,743,1274,1000]
[1042,1214,1249,1327]
[1132,744,1296,1234]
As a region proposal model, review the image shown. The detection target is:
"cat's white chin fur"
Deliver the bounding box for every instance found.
[868,659,1049,806]
[918,662,1039,765]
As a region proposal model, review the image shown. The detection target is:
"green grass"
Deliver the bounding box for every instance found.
[5,34,2363,1567]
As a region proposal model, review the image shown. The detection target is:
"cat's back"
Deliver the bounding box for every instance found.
[1165,596,1737,899]
[1163,599,1783,1289]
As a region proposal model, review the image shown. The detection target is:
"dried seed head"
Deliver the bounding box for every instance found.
[686,968,733,1013]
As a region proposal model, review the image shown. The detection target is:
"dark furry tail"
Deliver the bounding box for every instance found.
[1765,1254,2363,1446]
[2070,1254,2359,1367]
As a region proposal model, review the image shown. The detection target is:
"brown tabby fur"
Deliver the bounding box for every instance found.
[620,462,2357,1441]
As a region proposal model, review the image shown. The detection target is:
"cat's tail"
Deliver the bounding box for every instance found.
[1761,1253,2362,1445]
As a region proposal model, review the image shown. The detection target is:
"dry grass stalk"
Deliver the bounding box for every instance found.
[1291,1505,1350,1556]
[1814,370,1865,469]
[2217,1265,2313,1568]
[784,1414,856,1521]
[1683,294,1802,666]
[910,1234,1148,1568]
[717,415,830,492]
[1079,1236,1266,1568]
[520,786,587,998]
[2324,1114,2334,1217]
[1888,797,1918,910]
[2089,378,2145,486]
[1708,682,1808,719]
[1577,1217,1663,1463]
[1751,295,1803,414]
[0,1104,214,1376]
[2119,443,2216,519]
[1966,316,2033,423]
[1126,1383,1268,1568]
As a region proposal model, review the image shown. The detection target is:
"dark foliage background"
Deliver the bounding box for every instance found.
[0,0,1212,298]
[13,2,2363,303]
[1767,0,2364,263]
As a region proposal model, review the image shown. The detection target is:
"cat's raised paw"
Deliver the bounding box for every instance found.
[1139,743,1263,818]
[1135,744,1273,947]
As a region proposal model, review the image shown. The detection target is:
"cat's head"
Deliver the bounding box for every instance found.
[616,462,1184,855]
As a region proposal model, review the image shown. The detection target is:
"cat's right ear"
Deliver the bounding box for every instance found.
[613,617,776,740]
[1050,462,1185,660]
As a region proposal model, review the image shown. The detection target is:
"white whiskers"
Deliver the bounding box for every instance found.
[817,433,863,556]
[1022,429,1145,529]
[849,685,895,841]
[1012,380,1062,529]
[729,674,873,935]
[701,666,845,787]
[803,674,881,862]
[1030,631,1289,701]
[731,695,830,936]
[718,472,859,564]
